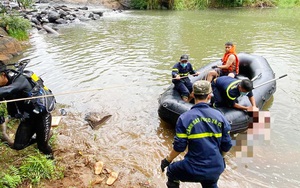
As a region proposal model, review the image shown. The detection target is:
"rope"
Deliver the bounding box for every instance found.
[0,82,152,104]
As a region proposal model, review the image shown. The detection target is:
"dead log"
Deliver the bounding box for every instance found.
[42,25,60,36]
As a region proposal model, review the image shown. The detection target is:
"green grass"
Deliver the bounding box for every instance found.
[0,141,64,187]
[0,13,31,41]
[0,109,64,188]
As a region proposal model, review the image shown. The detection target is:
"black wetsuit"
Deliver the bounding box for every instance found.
[0,70,53,156]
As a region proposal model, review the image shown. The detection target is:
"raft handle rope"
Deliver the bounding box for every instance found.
[253,74,287,89]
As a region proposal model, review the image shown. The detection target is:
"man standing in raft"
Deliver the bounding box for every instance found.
[172,54,200,102]
[207,42,239,82]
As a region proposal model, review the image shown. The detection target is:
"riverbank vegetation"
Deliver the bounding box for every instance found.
[0,103,64,187]
[0,142,64,188]
[0,121,63,188]
[131,0,300,10]
[0,14,31,40]
[0,0,32,40]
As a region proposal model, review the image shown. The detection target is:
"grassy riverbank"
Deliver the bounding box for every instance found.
[131,0,300,10]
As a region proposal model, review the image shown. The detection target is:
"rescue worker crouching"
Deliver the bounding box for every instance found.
[161,80,232,188]
[0,61,54,159]
[212,76,258,111]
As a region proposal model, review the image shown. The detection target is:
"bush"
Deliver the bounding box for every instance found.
[0,13,31,40]
[130,0,148,9]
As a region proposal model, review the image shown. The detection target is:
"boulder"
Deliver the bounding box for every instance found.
[0,28,23,62]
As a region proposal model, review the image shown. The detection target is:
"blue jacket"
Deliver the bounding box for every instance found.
[214,76,253,107]
[172,62,196,84]
[173,102,232,179]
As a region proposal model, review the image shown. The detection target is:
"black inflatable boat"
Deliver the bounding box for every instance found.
[158,53,276,133]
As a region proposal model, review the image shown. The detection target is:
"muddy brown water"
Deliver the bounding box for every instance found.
[12,6,300,187]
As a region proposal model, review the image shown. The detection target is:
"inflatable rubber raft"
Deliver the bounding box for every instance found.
[158,53,276,133]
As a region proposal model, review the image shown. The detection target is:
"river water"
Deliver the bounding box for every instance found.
[18,6,300,188]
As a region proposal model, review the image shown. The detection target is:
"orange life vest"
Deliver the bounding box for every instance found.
[222,45,239,74]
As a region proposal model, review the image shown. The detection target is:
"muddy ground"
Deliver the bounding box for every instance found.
[40,109,157,188]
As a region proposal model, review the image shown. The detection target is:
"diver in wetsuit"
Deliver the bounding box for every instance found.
[0,61,54,159]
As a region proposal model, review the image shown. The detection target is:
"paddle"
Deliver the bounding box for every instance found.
[172,74,199,80]
[251,73,262,81]
[253,74,287,89]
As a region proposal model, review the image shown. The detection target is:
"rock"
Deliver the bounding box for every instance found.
[0,31,23,62]
[92,11,103,17]
[58,9,69,17]
[48,10,60,23]
[55,18,68,24]
[78,6,88,10]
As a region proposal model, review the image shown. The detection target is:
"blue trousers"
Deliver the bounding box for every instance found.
[211,80,227,107]
[173,79,193,98]
[166,160,219,188]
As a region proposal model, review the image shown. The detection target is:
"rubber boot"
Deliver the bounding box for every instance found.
[166,180,180,188]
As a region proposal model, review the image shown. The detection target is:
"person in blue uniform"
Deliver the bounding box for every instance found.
[0,61,54,159]
[161,80,232,188]
[172,54,200,102]
[212,76,258,111]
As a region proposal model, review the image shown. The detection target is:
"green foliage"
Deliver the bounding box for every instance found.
[208,0,238,7]
[241,0,277,7]
[0,4,8,14]
[130,0,148,9]
[19,154,56,184]
[147,0,160,9]
[276,0,300,7]
[0,13,31,40]
[130,0,209,10]
[128,0,299,9]
[174,0,208,10]
[0,103,7,117]
[0,166,22,188]
[0,144,63,187]
[18,0,34,9]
